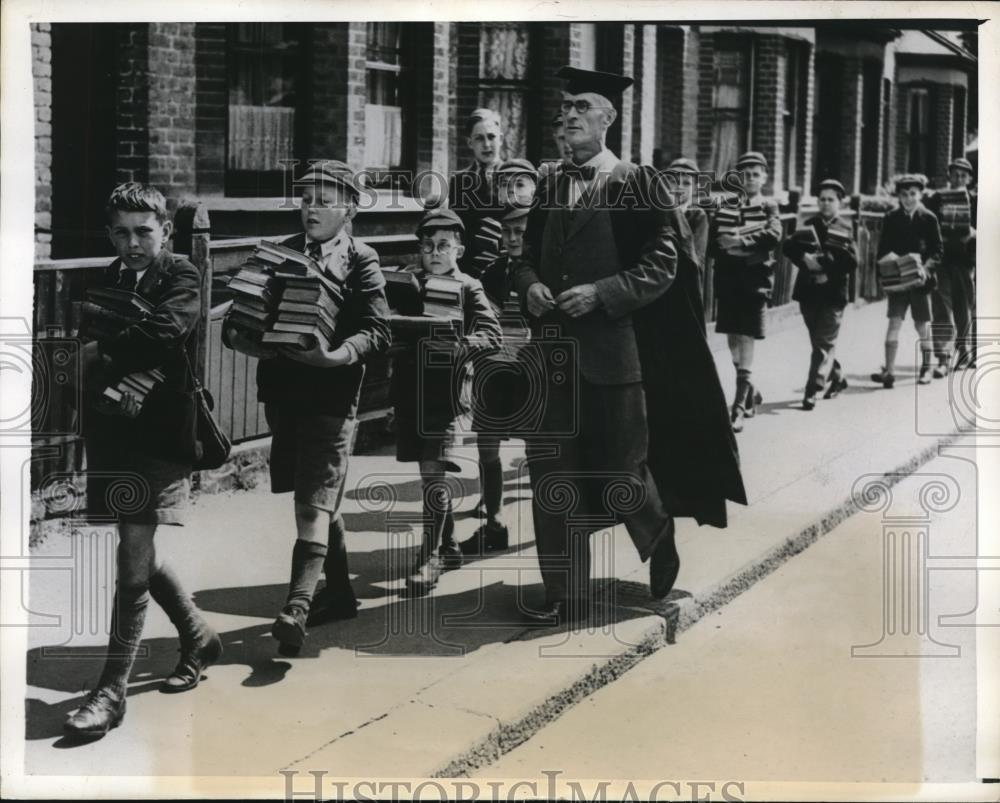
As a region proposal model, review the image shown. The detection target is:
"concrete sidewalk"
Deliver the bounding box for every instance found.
[23,298,970,779]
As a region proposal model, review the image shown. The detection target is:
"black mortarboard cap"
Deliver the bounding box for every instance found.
[557,66,634,102]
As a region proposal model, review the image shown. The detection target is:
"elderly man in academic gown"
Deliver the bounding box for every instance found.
[515,66,746,624]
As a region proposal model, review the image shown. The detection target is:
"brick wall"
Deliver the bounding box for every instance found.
[32,23,52,259]
[638,24,657,165]
[448,23,459,172]
[932,83,955,187]
[799,42,815,197]
[310,25,351,164]
[455,23,481,168]
[146,23,197,196]
[414,23,451,177]
[540,24,575,162]
[894,84,910,176]
[116,24,150,186]
[695,31,717,173]
[346,22,367,171]
[751,34,786,195]
[618,24,635,161]
[838,56,864,194]
[194,23,226,195]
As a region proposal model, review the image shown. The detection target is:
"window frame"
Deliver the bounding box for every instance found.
[363,22,417,189]
[708,35,755,179]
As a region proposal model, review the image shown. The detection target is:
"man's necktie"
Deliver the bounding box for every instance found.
[562,164,596,181]
[119,267,137,291]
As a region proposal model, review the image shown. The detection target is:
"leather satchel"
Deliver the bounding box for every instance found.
[183,351,231,471]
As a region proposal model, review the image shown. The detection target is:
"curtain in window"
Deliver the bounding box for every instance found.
[479,23,529,80]
[478,90,525,160]
[709,47,749,176]
[364,104,402,170]
[228,105,295,171]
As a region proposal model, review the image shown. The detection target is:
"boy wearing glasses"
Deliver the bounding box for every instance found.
[225,161,391,654]
[390,208,502,594]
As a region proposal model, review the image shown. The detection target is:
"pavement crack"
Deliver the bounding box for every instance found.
[279,710,392,770]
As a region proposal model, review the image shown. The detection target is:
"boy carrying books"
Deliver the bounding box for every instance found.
[783,179,859,410]
[871,174,943,388]
[389,207,502,594]
[225,161,391,654]
[926,157,978,373]
[65,183,221,740]
[710,151,783,432]
[460,203,534,556]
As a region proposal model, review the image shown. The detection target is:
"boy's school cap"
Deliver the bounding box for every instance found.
[736,151,768,170]
[816,178,847,197]
[501,205,531,222]
[297,160,360,197]
[417,207,465,236]
[894,173,928,192]
[666,157,700,174]
[948,157,974,174]
[497,158,538,178]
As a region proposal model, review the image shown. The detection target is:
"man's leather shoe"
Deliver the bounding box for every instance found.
[64,688,126,739]
[824,377,848,399]
[160,629,223,693]
[405,554,443,595]
[459,521,510,556]
[306,586,359,626]
[649,527,680,600]
[522,598,587,626]
[271,603,307,656]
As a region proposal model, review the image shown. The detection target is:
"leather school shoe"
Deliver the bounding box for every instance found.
[306,587,359,626]
[917,365,932,385]
[405,554,444,596]
[870,369,895,388]
[459,521,510,556]
[161,629,223,693]
[802,395,816,411]
[730,404,746,433]
[271,604,308,656]
[824,377,848,399]
[438,542,464,571]
[933,361,950,379]
[64,688,126,739]
[743,387,763,418]
[649,526,681,600]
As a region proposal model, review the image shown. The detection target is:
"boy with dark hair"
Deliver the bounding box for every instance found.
[65,182,220,739]
[871,174,943,388]
[226,160,391,654]
[783,178,858,410]
[390,207,502,594]
[710,151,784,432]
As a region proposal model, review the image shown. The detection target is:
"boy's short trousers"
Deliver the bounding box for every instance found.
[715,294,767,340]
[470,359,533,439]
[84,431,192,526]
[887,288,932,323]
[264,404,355,512]
[393,406,463,472]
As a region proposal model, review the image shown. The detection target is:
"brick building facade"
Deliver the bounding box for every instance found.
[32,21,976,259]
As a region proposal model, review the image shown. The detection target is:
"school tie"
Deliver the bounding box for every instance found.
[306,240,323,267]
[118,267,137,291]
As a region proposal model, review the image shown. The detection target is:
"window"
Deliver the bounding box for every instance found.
[783,43,803,191]
[477,23,534,160]
[906,87,932,175]
[365,23,410,179]
[226,23,303,196]
[709,41,753,176]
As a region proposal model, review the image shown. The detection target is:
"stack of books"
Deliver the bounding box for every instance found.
[263,253,344,351]
[381,266,423,315]
[739,203,768,238]
[225,266,279,340]
[934,189,972,235]
[824,222,854,252]
[422,275,465,320]
[102,368,166,411]
[80,287,154,340]
[877,252,926,292]
[714,206,742,239]
[470,217,503,277]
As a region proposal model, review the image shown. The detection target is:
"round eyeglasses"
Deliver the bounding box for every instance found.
[560,100,613,115]
[420,241,455,255]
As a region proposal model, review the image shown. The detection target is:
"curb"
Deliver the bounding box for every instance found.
[430,430,961,778]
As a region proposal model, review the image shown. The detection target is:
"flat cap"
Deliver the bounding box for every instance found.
[551,111,564,126]
[296,160,360,197]
[501,204,531,222]
[416,206,465,236]
[817,178,847,197]
[497,158,538,178]
[667,157,700,174]
[557,66,634,99]
[894,173,928,192]
[736,151,768,170]
[948,157,974,174]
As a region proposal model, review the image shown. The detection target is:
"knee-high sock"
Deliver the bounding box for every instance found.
[286,539,328,610]
[323,515,355,601]
[884,340,899,374]
[149,562,211,649]
[481,457,503,519]
[735,368,752,408]
[96,588,149,700]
